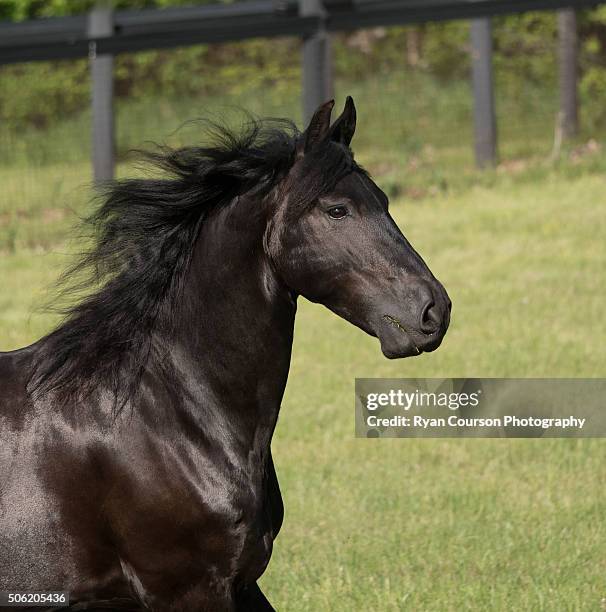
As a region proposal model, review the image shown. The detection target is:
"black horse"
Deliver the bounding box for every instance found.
[0,98,450,611]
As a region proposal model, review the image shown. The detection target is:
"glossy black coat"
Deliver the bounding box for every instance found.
[0,99,450,611]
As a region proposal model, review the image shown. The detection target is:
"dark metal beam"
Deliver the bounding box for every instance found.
[89,6,115,182]
[328,0,602,31]
[0,0,603,66]
[301,0,334,123]
[557,8,579,139]
[471,17,498,168]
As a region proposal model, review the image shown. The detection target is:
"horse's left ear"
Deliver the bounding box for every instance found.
[298,99,335,155]
[328,96,356,147]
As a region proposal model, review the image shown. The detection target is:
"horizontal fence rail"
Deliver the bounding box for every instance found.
[0,0,602,65]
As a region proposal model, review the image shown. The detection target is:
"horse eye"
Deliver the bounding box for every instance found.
[327,206,348,220]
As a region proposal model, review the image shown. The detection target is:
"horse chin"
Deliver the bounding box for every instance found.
[379,337,423,360]
[377,318,424,360]
[335,311,424,359]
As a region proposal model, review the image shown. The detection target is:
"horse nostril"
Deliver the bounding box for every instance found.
[420,300,441,334]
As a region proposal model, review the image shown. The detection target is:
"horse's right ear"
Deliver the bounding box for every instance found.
[297,99,335,156]
[328,96,356,147]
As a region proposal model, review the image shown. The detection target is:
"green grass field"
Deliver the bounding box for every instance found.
[1,81,606,609]
[265,173,606,611]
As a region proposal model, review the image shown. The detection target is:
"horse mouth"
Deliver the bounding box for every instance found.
[382,315,422,356]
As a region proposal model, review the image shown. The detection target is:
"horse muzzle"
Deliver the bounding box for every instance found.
[377,280,451,359]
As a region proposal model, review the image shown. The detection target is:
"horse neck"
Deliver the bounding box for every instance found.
[162,197,296,450]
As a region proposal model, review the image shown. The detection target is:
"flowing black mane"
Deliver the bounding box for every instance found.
[3,99,452,608]
[30,117,305,408]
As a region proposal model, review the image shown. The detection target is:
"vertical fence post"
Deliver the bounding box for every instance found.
[470,18,497,168]
[300,0,333,124]
[558,8,579,139]
[88,5,115,182]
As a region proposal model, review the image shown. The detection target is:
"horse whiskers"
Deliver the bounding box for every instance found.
[383,315,421,355]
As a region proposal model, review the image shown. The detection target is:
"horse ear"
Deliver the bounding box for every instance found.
[328,96,356,147]
[298,99,335,155]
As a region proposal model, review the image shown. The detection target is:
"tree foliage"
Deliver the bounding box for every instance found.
[0,0,217,21]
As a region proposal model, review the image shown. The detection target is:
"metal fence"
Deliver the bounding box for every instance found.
[0,0,601,176]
